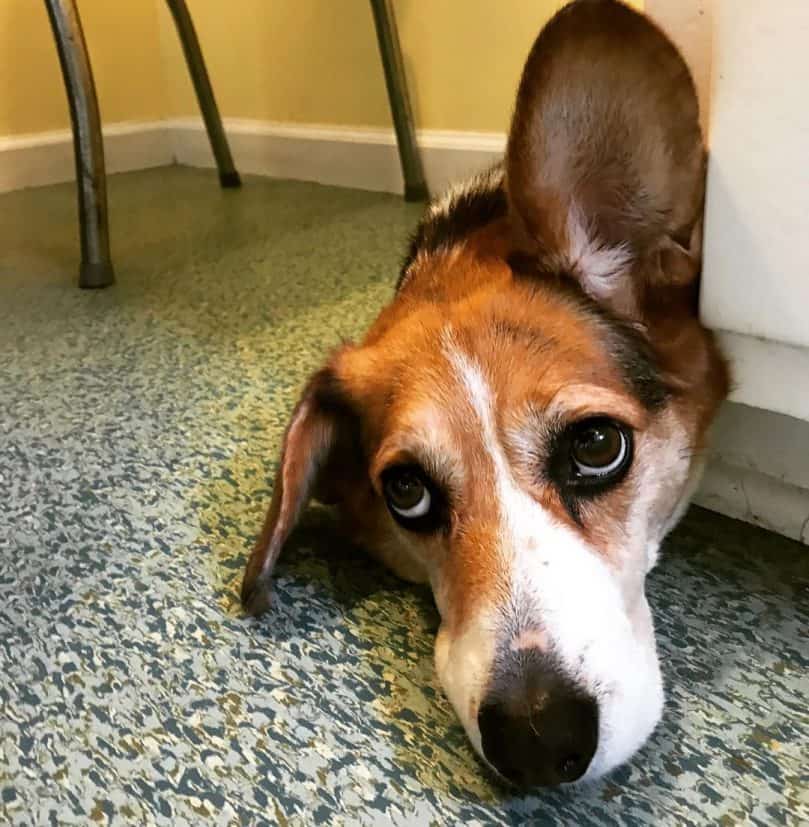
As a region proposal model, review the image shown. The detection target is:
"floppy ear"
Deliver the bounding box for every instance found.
[506,0,705,319]
[241,362,360,616]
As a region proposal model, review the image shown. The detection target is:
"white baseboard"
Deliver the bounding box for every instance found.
[0,122,172,194]
[166,117,505,196]
[695,460,809,543]
[714,330,809,422]
[0,117,505,198]
[694,401,809,544]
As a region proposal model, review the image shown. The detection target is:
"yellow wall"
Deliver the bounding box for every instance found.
[0,0,643,138]
[0,0,165,136]
[158,0,582,133]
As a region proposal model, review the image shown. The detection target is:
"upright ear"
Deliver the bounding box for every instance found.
[506,0,705,319]
[241,361,361,616]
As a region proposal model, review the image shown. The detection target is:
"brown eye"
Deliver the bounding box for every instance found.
[383,469,431,517]
[570,419,630,477]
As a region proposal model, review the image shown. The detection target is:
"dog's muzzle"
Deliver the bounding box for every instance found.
[477,649,598,787]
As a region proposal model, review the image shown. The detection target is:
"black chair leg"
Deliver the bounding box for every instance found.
[165,0,241,188]
[45,0,114,289]
[369,0,428,202]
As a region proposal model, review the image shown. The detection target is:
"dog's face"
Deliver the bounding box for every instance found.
[242,1,729,789]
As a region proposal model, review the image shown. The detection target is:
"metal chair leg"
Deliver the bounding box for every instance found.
[165,0,241,188]
[45,0,114,289]
[369,0,428,202]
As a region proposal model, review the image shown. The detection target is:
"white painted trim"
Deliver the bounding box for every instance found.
[0,121,167,152]
[695,462,809,545]
[165,117,505,196]
[0,117,506,198]
[164,117,506,153]
[0,121,173,194]
[695,400,809,544]
[717,331,809,423]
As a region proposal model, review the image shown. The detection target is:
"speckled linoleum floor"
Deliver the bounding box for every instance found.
[0,167,806,826]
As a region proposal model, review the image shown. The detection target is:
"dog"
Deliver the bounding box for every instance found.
[241,0,729,789]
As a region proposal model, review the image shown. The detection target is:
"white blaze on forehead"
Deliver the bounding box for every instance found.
[440,335,664,781]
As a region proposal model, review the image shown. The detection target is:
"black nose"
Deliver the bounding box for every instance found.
[478,668,598,787]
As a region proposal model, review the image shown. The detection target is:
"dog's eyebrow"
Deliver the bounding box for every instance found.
[545,384,646,427]
[550,277,672,411]
[372,439,465,496]
[310,366,357,419]
[491,318,557,359]
[505,260,670,412]
[601,320,670,411]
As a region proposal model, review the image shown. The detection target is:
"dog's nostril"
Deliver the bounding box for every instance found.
[558,752,585,782]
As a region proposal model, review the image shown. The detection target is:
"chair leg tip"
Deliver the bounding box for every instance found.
[219,171,242,189]
[404,183,429,202]
[79,261,115,289]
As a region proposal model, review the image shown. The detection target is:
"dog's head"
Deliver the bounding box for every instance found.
[242,0,729,788]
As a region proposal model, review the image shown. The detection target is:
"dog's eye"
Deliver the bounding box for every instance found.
[570,419,629,477]
[381,465,443,531]
[385,470,430,516]
[549,417,633,497]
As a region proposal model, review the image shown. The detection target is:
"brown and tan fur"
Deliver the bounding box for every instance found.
[241,0,729,788]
